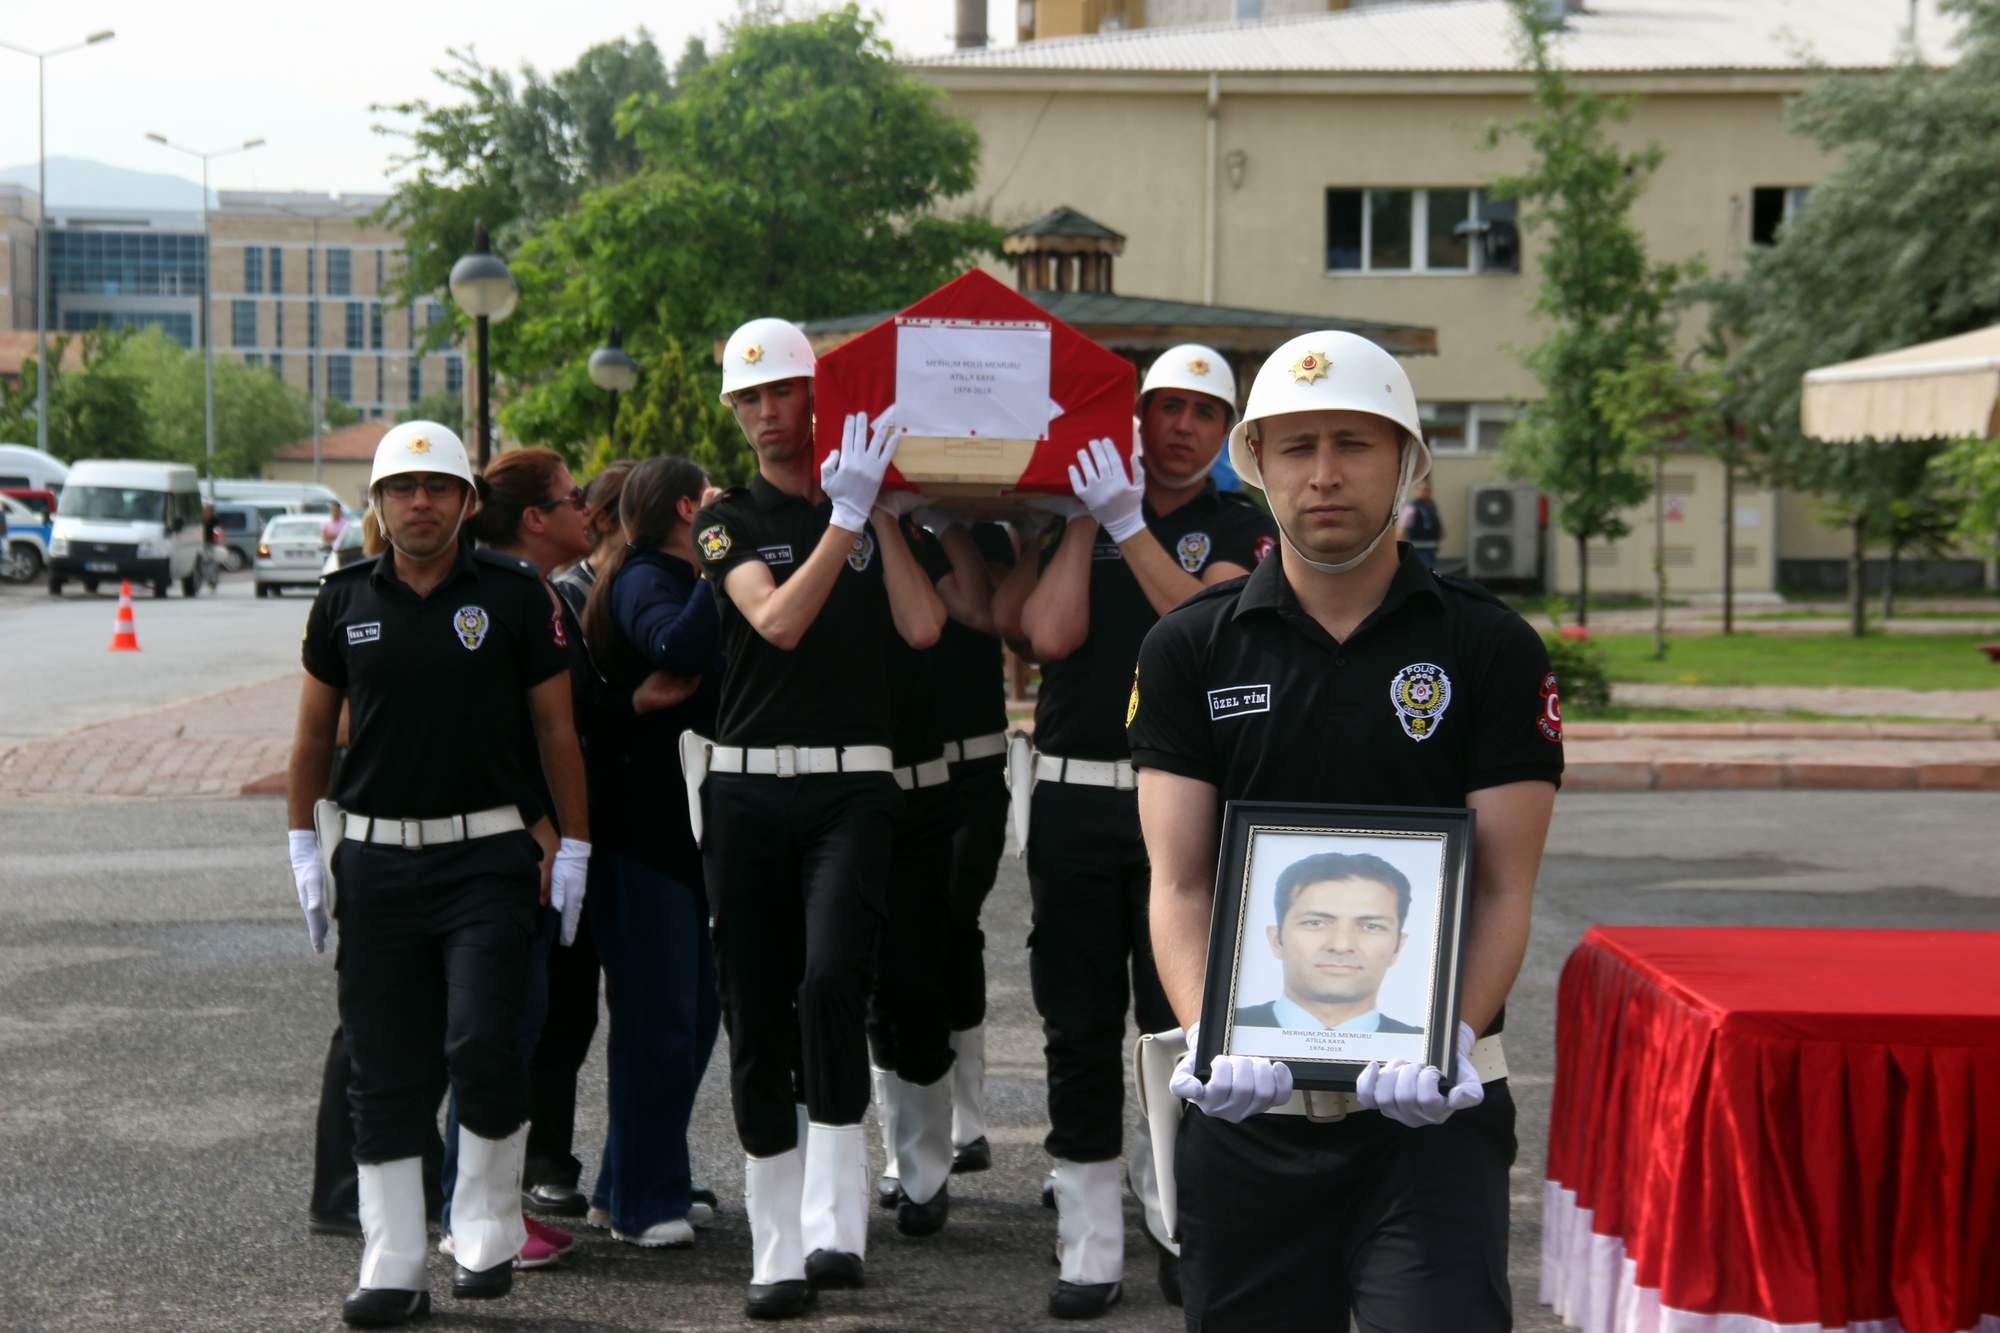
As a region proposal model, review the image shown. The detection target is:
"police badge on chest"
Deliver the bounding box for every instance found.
[453,605,491,651]
[1389,662,1451,741]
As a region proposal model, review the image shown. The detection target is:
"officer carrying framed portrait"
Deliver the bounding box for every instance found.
[1192,801,1473,1091]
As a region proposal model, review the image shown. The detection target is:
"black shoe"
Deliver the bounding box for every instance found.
[952,1135,991,1173]
[451,1261,512,1300]
[875,1173,900,1210]
[341,1288,430,1327]
[895,1183,949,1237]
[1041,1175,1057,1209]
[1049,1279,1122,1320]
[804,1248,865,1290]
[310,1209,363,1238]
[522,1182,588,1217]
[1156,1246,1182,1307]
[746,1279,816,1320]
[690,1186,720,1226]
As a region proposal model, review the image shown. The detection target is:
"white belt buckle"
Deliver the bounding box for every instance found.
[941,740,961,764]
[400,818,422,850]
[774,745,799,779]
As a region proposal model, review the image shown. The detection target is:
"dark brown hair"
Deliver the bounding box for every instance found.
[581,455,708,664]
[466,447,568,547]
[584,460,636,547]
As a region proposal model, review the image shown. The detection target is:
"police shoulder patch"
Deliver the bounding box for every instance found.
[698,524,732,563]
[1126,672,1140,727]
[1389,661,1452,741]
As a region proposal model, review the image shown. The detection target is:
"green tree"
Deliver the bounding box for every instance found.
[1488,0,1688,626]
[1703,0,1998,633]
[0,334,156,463]
[98,331,313,478]
[398,389,470,432]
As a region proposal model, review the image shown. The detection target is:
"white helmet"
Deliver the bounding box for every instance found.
[1226,331,1428,490]
[1141,343,1237,415]
[719,317,815,402]
[369,420,474,492]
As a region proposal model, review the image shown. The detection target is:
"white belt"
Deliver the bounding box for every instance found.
[707,743,895,778]
[942,732,1007,765]
[1034,752,1136,791]
[1263,1034,1509,1121]
[893,757,952,791]
[339,804,524,850]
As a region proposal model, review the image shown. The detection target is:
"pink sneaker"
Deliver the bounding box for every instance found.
[436,1217,564,1270]
[524,1215,575,1257]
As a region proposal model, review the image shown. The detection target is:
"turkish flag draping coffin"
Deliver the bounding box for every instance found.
[812,269,1136,502]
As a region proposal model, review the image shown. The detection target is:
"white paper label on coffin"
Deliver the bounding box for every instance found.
[894,319,1054,441]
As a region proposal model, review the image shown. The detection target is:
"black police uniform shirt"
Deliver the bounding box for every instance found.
[302,541,572,821]
[694,474,898,749]
[917,520,1014,774]
[1127,543,1564,809]
[491,550,592,833]
[1035,482,1276,761]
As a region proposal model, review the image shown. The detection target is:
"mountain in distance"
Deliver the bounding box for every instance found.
[0,156,210,212]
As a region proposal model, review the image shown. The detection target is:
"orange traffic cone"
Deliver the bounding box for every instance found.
[108,580,141,652]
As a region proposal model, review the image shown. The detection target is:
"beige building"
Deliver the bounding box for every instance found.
[265,419,390,510]
[919,0,1987,595]
[1021,0,1427,43]
[0,185,38,335]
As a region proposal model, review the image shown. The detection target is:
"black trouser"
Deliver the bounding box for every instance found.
[944,766,1009,1033]
[309,1025,447,1221]
[1176,1084,1517,1332]
[525,893,599,1190]
[1025,782,1173,1163]
[335,831,541,1163]
[703,771,898,1157]
[866,782,961,1086]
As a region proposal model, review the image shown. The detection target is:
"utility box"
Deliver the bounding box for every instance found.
[1466,481,1540,582]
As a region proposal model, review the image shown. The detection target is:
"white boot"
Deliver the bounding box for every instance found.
[895,1073,954,1208]
[745,1149,807,1285]
[450,1124,528,1274]
[949,1026,988,1150]
[871,1066,900,1195]
[1127,1117,1179,1256]
[801,1121,869,1261]
[357,1157,429,1291]
[1053,1158,1124,1286]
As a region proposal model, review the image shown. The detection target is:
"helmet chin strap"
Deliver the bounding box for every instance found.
[1269,440,1419,576]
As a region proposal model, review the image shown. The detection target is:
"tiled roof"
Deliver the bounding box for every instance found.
[271,420,391,462]
[1011,207,1125,242]
[913,0,1959,76]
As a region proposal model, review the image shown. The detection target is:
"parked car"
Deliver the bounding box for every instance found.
[2,493,51,582]
[321,519,369,575]
[213,500,304,572]
[254,515,331,596]
[2,487,58,521]
[48,460,206,598]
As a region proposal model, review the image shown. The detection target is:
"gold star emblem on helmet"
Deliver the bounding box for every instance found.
[742,344,764,365]
[1290,352,1330,384]
[1187,357,1211,377]
[408,436,431,454]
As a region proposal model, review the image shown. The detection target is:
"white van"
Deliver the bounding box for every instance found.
[49,460,207,598]
[0,444,70,494]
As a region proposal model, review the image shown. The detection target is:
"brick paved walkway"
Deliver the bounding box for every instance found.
[0,673,296,800]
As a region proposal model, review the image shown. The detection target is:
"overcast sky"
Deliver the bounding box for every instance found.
[0,1,1013,199]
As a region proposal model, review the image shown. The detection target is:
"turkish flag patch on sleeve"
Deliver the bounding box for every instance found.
[552,609,569,649]
[1537,672,1562,742]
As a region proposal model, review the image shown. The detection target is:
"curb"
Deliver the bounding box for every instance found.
[1567,758,2000,792]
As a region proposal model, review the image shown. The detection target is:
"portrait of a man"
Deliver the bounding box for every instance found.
[1234,851,1422,1034]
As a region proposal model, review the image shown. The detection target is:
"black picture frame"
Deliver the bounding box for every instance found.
[1194,800,1475,1093]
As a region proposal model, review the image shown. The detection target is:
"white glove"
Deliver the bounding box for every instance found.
[1167,1021,1294,1123]
[1067,436,1146,542]
[822,408,900,533]
[550,838,590,947]
[288,828,328,954]
[1355,1020,1485,1128]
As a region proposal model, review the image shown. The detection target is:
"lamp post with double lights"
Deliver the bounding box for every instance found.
[145,131,265,493]
[447,220,517,468]
[0,28,115,457]
[588,324,639,455]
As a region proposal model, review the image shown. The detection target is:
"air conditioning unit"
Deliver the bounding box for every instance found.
[1467,482,1540,582]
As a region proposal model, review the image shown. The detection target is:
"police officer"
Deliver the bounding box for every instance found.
[286,422,591,1327]
[682,318,946,1320]
[1128,331,1562,1330]
[993,344,1274,1319]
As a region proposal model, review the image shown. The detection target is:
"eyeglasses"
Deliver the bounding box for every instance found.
[379,476,465,500]
[535,486,586,513]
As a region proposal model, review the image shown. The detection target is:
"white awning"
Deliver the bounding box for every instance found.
[1801,324,2000,443]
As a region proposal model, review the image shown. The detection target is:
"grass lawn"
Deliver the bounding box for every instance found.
[1739,608,2000,623]
[1590,632,2000,691]
[1571,704,1950,724]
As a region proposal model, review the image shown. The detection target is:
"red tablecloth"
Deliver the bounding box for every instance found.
[1542,926,2000,1333]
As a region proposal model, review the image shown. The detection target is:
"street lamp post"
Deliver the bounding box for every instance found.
[0,28,115,457]
[447,220,517,469]
[145,131,265,495]
[588,324,639,455]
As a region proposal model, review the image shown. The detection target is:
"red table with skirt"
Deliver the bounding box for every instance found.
[1541,926,2000,1333]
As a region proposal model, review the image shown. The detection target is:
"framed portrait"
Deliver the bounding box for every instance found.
[1194,801,1475,1092]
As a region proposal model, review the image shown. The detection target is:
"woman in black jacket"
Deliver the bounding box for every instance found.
[576,455,725,1249]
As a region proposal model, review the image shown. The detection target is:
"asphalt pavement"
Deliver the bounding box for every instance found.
[2,789,1995,1332]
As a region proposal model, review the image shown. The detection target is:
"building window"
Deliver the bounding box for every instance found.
[244,352,263,370]
[346,302,365,350]
[307,355,314,394]
[48,230,206,298]
[62,309,196,345]
[375,250,385,294]
[328,354,353,402]
[445,355,464,396]
[408,359,422,401]
[243,245,263,294]
[269,247,283,295]
[327,248,352,295]
[1420,402,1516,454]
[406,303,416,347]
[306,249,315,295]
[1751,186,1811,245]
[269,352,282,379]
[375,357,385,403]
[232,299,257,347]
[307,302,319,349]
[1233,0,1262,16]
[273,299,284,348]
[1325,188,1519,274]
[370,305,384,350]
[426,300,446,329]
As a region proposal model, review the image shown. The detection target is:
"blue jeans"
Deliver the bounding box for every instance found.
[589,849,721,1233]
[439,904,557,1230]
